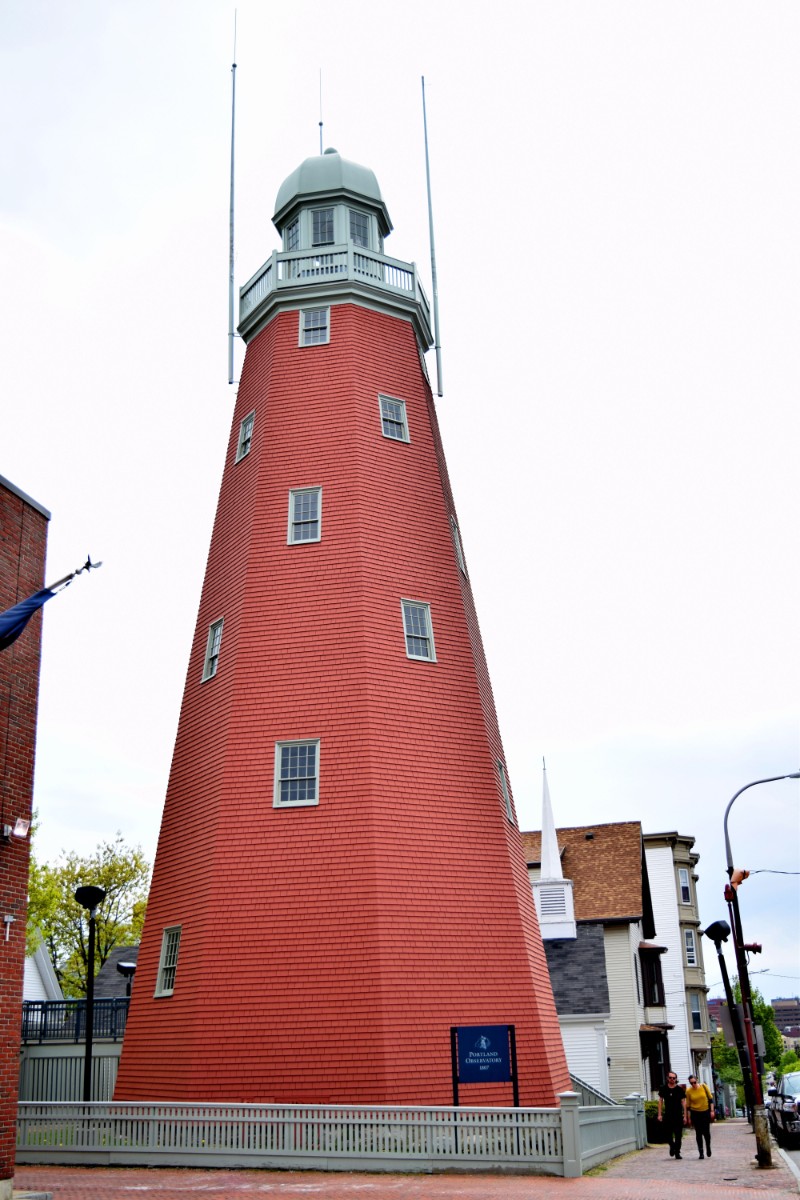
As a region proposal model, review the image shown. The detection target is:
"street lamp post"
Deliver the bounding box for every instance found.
[74,884,106,1104]
[722,770,800,1168]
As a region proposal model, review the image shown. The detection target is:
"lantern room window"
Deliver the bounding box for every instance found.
[350,209,369,247]
[312,207,334,246]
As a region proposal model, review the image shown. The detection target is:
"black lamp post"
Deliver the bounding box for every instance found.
[721,770,800,1167]
[703,920,754,1109]
[74,884,106,1103]
[116,960,137,998]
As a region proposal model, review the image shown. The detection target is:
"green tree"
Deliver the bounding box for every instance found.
[779,1050,800,1073]
[732,980,783,1070]
[28,834,150,997]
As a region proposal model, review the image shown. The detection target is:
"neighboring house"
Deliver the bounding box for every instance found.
[643,831,712,1089]
[94,946,138,999]
[23,941,63,1003]
[523,813,671,1101]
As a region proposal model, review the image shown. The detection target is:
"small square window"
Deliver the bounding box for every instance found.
[379,395,409,442]
[684,928,697,966]
[311,208,334,246]
[402,600,435,661]
[678,867,691,904]
[155,926,181,996]
[498,761,515,823]
[450,517,467,575]
[350,209,369,247]
[202,619,224,681]
[236,411,255,462]
[286,218,299,251]
[288,488,321,544]
[274,739,320,807]
[300,307,330,346]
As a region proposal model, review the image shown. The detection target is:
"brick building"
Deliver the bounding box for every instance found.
[115,149,570,1107]
[0,475,50,1200]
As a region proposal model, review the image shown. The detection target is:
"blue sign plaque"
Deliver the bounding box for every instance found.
[456,1024,512,1084]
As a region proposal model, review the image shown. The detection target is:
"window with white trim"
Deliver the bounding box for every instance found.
[402,600,435,661]
[684,928,697,966]
[678,867,692,904]
[690,992,703,1031]
[349,209,369,247]
[498,761,514,822]
[300,307,330,346]
[450,516,467,575]
[379,395,409,442]
[311,207,334,246]
[236,411,255,462]
[288,488,321,544]
[274,739,320,807]
[285,217,299,251]
[155,926,181,996]
[202,619,224,681]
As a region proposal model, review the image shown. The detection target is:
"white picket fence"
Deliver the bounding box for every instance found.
[17,1093,646,1176]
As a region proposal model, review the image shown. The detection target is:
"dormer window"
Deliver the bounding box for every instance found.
[349,209,369,248]
[312,208,335,246]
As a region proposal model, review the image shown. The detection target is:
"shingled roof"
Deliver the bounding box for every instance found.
[521,820,655,933]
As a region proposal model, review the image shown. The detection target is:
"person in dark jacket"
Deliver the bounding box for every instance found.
[658,1072,687,1159]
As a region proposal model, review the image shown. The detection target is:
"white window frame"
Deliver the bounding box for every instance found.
[678,867,691,904]
[684,928,698,966]
[349,208,370,248]
[274,739,320,808]
[311,206,335,246]
[299,307,330,347]
[401,599,436,662]
[379,394,409,443]
[450,516,467,575]
[690,992,703,1031]
[287,487,322,544]
[202,618,224,681]
[155,926,181,997]
[235,411,255,462]
[498,761,515,823]
[285,217,299,251]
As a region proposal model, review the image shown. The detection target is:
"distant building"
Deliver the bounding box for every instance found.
[772,997,800,1032]
[522,816,669,1100]
[643,832,712,1088]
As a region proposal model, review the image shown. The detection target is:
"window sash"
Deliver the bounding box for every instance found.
[236,412,255,461]
[379,395,409,442]
[498,761,514,822]
[311,208,334,246]
[678,868,691,904]
[349,209,369,247]
[690,994,703,1031]
[301,307,329,346]
[275,740,319,807]
[684,929,697,966]
[288,488,321,543]
[402,600,434,660]
[286,218,299,251]
[202,619,223,680]
[156,927,181,996]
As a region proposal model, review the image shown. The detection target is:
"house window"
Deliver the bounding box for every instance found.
[300,307,330,346]
[450,516,467,575]
[379,395,409,442]
[678,867,691,904]
[498,761,514,822]
[202,619,223,681]
[311,207,334,246]
[690,993,703,1032]
[349,209,369,247]
[402,600,435,661]
[288,488,321,544]
[640,951,665,1006]
[684,928,698,966]
[274,739,319,807]
[155,926,181,996]
[286,218,299,251]
[236,411,255,462]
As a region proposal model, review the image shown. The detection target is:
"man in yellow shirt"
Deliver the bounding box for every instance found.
[685,1074,715,1158]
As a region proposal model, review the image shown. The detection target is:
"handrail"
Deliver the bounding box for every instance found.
[21,998,130,1043]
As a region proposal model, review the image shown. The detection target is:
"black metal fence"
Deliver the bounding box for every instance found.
[21,998,129,1043]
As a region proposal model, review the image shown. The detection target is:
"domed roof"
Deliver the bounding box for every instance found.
[273,148,392,237]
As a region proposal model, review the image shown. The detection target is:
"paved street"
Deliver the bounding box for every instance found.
[12,1118,800,1200]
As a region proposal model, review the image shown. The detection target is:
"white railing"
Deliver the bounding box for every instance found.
[239,244,423,322]
[16,1094,644,1176]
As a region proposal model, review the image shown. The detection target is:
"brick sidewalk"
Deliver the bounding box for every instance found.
[12,1118,799,1200]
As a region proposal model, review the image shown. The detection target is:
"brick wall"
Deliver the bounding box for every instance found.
[0,478,49,1187]
[115,304,570,1107]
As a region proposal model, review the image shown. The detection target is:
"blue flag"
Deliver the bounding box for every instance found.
[0,588,55,651]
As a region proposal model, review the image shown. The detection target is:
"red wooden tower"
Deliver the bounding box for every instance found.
[115,149,569,1106]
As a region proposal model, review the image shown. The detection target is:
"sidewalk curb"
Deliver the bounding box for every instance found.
[776,1146,800,1193]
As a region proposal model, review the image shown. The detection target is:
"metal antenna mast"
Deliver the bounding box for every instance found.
[228,15,238,385]
[319,70,324,154]
[421,77,443,397]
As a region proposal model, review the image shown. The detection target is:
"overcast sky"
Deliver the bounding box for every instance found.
[2,1,798,1006]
